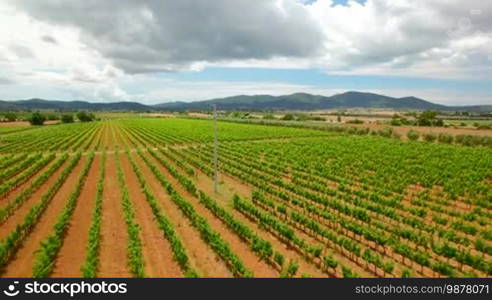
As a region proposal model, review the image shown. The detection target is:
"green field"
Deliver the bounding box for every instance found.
[0,117,491,278]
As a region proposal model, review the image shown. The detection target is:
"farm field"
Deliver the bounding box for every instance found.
[0,117,491,278]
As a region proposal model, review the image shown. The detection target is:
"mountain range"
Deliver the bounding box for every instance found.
[1,92,490,112]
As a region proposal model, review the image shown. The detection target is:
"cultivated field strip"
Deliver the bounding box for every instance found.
[0,154,84,276]
[0,154,68,222]
[120,119,491,278]
[167,141,491,277]
[0,118,490,278]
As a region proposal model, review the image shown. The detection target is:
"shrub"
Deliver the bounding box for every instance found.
[438,133,453,144]
[417,110,442,126]
[356,127,370,135]
[407,130,420,141]
[347,127,369,135]
[401,269,412,278]
[281,114,295,121]
[456,135,484,147]
[282,261,299,278]
[4,112,17,122]
[77,111,95,122]
[377,127,393,138]
[347,127,358,134]
[470,135,485,146]
[342,266,357,278]
[46,113,59,121]
[296,114,309,121]
[477,124,491,130]
[29,112,46,126]
[346,119,364,124]
[423,133,437,142]
[274,252,284,267]
[61,114,74,123]
[455,134,466,144]
[390,119,402,126]
[482,137,492,147]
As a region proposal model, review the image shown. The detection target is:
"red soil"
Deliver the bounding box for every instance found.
[182,161,328,277]
[0,121,59,127]
[142,152,278,277]
[51,156,101,277]
[127,153,231,277]
[98,153,131,277]
[119,153,183,277]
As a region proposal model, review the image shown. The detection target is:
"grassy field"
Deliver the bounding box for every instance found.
[0,117,490,278]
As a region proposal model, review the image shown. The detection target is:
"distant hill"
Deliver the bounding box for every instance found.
[154,92,491,112]
[1,92,490,112]
[0,99,152,111]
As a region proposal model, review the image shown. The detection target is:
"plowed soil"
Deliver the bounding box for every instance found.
[98,153,131,277]
[119,153,183,277]
[51,156,101,277]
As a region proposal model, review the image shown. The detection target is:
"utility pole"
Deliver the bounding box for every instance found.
[213,104,218,194]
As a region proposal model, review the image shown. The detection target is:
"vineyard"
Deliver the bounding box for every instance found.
[0,117,491,278]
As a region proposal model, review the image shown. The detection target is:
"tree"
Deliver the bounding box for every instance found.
[61,114,74,123]
[4,112,17,122]
[438,133,453,144]
[282,114,295,121]
[407,130,420,141]
[423,133,437,142]
[296,114,309,121]
[77,111,95,122]
[46,113,59,121]
[29,112,46,126]
[417,110,443,127]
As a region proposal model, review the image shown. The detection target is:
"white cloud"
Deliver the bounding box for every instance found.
[8,0,491,77]
[0,0,490,104]
[306,0,492,79]
[7,0,324,73]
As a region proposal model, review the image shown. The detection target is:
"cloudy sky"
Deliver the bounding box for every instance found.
[0,0,491,105]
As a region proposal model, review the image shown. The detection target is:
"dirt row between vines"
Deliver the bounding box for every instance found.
[123,152,231,277]
[138,151,278,277]
[120,123,285,277]
[97,153,130,277]
[155,151,331,277]
[118,153,184,277]
[51,156,101,277]
[174,149,380,277]
[1,121,374,278]
[117,122,236,277]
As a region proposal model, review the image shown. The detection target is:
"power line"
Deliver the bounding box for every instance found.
[213,104,218,194]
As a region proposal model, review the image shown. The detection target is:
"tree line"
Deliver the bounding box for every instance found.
[1,111,97,125]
